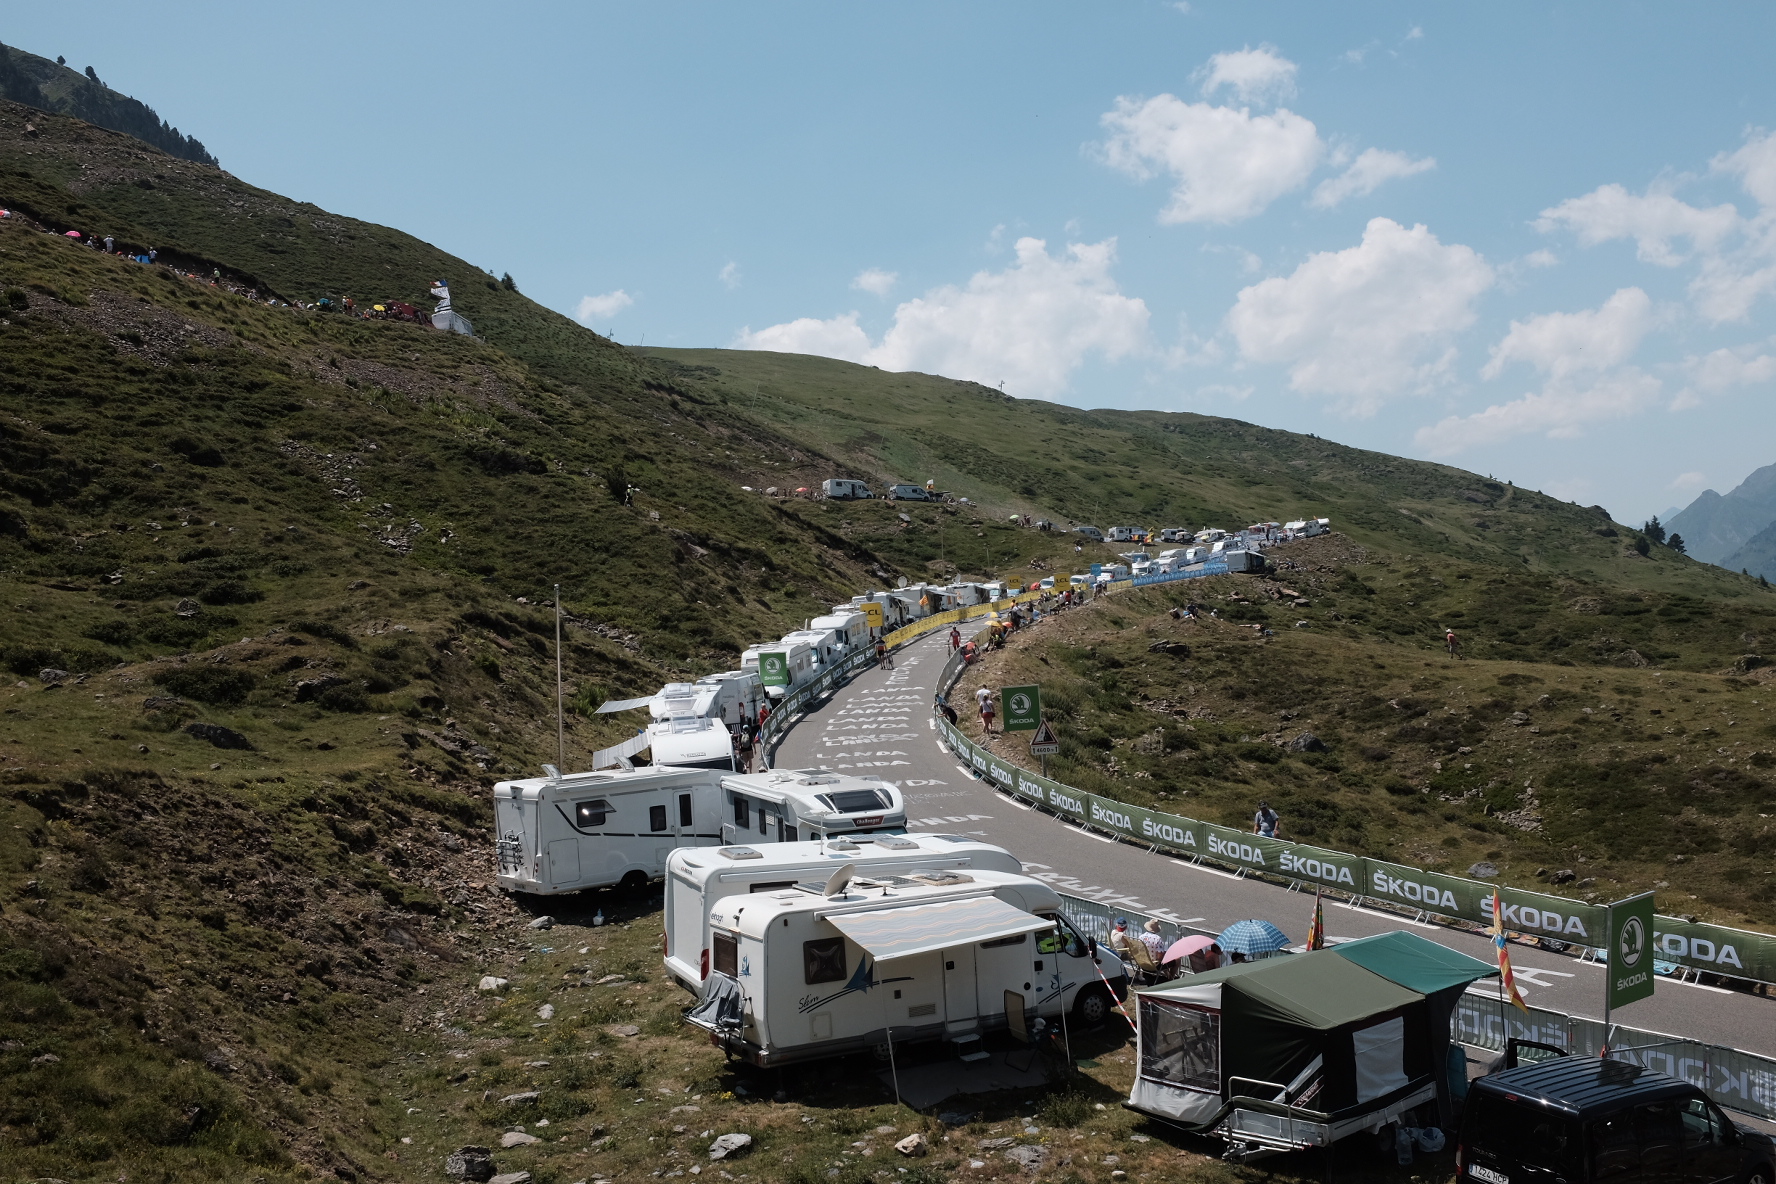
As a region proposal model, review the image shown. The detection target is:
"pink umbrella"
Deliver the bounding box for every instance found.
[1162,934,1217,964]
[65,230,82,237]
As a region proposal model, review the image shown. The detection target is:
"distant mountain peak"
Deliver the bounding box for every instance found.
[0,39,215,165]
[1666,463,1776,567]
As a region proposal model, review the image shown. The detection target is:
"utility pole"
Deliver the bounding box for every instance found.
[554,584,566,770]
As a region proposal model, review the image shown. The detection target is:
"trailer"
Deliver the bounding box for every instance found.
[741,638,817,699]
[1074,525,1105,542]
[1127,933,1492,1161]
[719,768,906,846]
[647,716,739,771]
[494,766,725,894]
[685,865,1128,1066]
[664,832,1027,992]
[822,478,874,500]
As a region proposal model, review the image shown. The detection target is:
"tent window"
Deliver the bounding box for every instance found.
[1139,998,1219,1093]
[1352,1015,1408,1103]
[803,938,846,985]
[575,800,610,828]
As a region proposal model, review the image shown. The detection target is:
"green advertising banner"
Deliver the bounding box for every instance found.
[1001,685,1041,731]
[1608,893,1657,1011]
[757,651,789,688]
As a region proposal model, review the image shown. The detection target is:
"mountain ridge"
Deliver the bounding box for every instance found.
[0,40,215,165]
[1665,461,1776,572]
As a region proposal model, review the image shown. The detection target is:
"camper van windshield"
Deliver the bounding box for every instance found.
[1139,998,1220,1094]
[817,789,890,813]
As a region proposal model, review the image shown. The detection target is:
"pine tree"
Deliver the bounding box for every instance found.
[1668,533,1686,554]
[1634,536,1650,556]
[1642,516,1666,544]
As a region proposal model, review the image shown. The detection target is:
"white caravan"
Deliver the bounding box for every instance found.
[663,832,1025,992]
[822,478,873,500]
[683,865,1127,1066]
[1194,527,1227,545]
[741,638,816,699]
[1106,526,1136,542]
[494,766,724,895]
[779,626,844,669]
[809,609,871,653]
[719,769,905,846]
[944,582,990,607]
[636,670,769,771]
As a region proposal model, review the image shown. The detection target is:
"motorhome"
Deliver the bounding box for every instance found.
[1194,527,1228,545]
[887,586,932,622]
[494,766,724,895]
[683,865,1126,1066]
[647,716,738,770]
[822,478,873,500]
[719,768,905,846]
[1106,526,1136,542]
[1073,525,1104,542]
[887,484,932,501]
[741,638,817,699]
[850,591,913,632]
[944,582,989,607]
[1160,527,1191,543]
[779,626,845,669]
[663,832,1026,992]
[808,609,871,653]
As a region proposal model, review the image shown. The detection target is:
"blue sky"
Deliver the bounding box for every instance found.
[10,3,1776,525]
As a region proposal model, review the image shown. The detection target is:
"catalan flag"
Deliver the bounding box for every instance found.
[1490,891,1530,1014]
[1307,887,1325,951]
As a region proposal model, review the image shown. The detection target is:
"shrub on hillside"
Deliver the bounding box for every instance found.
[152,666,258,706]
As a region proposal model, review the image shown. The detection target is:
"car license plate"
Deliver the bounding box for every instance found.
[1469,1167,1508,1184]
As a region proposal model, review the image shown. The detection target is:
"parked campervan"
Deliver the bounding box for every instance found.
[495,766,723,895]
[888,586,931,621]
[1073,525,1104,542]
[943,583,987,607]
[663,832,1027,992]
[1160,527,1191,543]
[849,592,911,632]
[888,484,932,501]
[650,671,768,730]
[809,610,870,654]
[1194,527,1227,545]
[684,866,1127,1066]
[822,478,873,500]
[741,638,816,698]
[780,626,845,669]
[1106,526,1135,542]
[719,769,905,846]
[648,717,736,770]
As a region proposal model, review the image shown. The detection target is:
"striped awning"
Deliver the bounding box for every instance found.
[825,896,1052,962]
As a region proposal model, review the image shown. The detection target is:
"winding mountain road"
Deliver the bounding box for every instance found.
[770,623,1776,1059]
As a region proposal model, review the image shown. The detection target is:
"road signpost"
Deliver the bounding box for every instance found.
[1604,891,1656,1048]
[1029,717,1059,777]
[1002,685,1041,731]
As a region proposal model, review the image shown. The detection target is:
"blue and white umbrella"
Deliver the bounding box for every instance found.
[1217,919,1291,957]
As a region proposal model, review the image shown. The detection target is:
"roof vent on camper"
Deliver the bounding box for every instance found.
[796,775,841,787]
[717,846,763,860]
[873,835,918,850]
[910,871,973,886]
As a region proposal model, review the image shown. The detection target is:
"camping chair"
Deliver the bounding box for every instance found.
[1125,938,1169,985]
[1004,990,1039,1073]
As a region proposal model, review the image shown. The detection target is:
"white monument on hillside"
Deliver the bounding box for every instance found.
[429,279,474,336]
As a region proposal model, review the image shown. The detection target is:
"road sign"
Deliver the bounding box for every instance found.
[1029,719,1059,755]
[859,602,883,629]
[758,651,789,688]
[1001,685,1041,731]
[1606,892,1656,1012]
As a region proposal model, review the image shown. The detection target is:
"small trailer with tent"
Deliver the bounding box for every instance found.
[1127,931,1494,1162]
[684,863,1127,1067]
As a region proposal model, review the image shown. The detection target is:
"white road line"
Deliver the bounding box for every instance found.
[1660,976,1735,995]
[1169,858,1246,881]
[955,765,974,777]
[1332,901,1438,929]
[1070,825,1116,845]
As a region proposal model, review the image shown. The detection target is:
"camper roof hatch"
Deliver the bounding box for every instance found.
[717,846,763,860]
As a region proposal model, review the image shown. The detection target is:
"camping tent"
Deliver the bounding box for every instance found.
[1128,931,1493,1158]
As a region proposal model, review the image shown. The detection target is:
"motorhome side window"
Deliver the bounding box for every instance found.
[803,937,846,984]
[733,796,749,828]
[575,800,610,828]
[650,804,668,832]
[712,932,738,978]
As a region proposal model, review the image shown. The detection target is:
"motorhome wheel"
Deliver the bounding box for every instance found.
[871,1041,893,1063]
[619,870,649,896]
[1071,985,1111,1027]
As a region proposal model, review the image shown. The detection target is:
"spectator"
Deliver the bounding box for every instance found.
[1445,628,1461,659]
[936,692,958,725]
[976,685,996,733]
[1187,941,1224,974]
[1140,919,1165,959]
[1254,799,1280,838]
[103,235,114,252]
[1109,918,1136,957]
[949,626,961,652]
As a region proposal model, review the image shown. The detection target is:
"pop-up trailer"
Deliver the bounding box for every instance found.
[685,864,1125,1066]
[1127,931,1493,1162]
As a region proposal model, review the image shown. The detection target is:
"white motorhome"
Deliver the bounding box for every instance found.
[822,478,873,500]
[1106,526,1136,542]
[741,638,816,699]
[809,610,870,654]
[888,587,931,622]
[663,832,1025,991]
[850,592,913,632]
[1160,527,1191,543]
[1194,527,1227,545]
[684,865,1126,1066]
[647,716,738,771]
[494,766,723,895]
[944,582,989,607]
[780,626,844,669]
[719,768,904,846]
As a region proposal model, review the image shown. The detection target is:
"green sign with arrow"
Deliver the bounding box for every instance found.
[1001,684,1041,731]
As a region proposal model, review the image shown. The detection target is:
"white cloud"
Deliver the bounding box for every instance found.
[1404,26,1424,40]
[1226,217,1494,413]
[1713,129,1776,207]
[574,289,633,323]
[719,261,742,289]
[1309,147,1436,208]
[1196,45,1298,105]
[1535,184,1739,266]
[1098,92,1322,224]
[1479,287,1653,381]
[851,268,897,296]
[1523,249,1558,268]
[734,237,1149,399]
[1669,342,1776,409]
[1668,471,1708,490]
[1195,383,1254,401]
[1415,368,1662,454]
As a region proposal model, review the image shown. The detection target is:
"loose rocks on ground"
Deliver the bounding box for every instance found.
[708,1133,752,1160]
[444,1146,495,1182]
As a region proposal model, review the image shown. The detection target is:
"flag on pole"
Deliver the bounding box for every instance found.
[1307,887,1325,951]
[1489,891,1530,1014]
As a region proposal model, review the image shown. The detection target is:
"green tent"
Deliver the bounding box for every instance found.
[1129,931,1494,1149]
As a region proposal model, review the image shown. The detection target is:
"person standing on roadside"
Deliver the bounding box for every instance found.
[1254,799,1280,838]
[976,685,995,733]
[949,626,961,652]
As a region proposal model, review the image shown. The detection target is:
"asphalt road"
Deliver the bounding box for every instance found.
[771,623,1776,1058]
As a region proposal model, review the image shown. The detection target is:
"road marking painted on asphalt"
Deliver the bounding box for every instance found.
[955,765,975,777]
[1332,900,1438,929]
[1169,859,1244,882]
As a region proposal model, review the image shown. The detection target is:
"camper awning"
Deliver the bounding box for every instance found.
[594,696,654,714]
[825,896,1052,962]
[1330,931,1496,995]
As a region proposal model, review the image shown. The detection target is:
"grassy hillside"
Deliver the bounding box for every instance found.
[952,535,1776,930]
[0,40,215,165]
